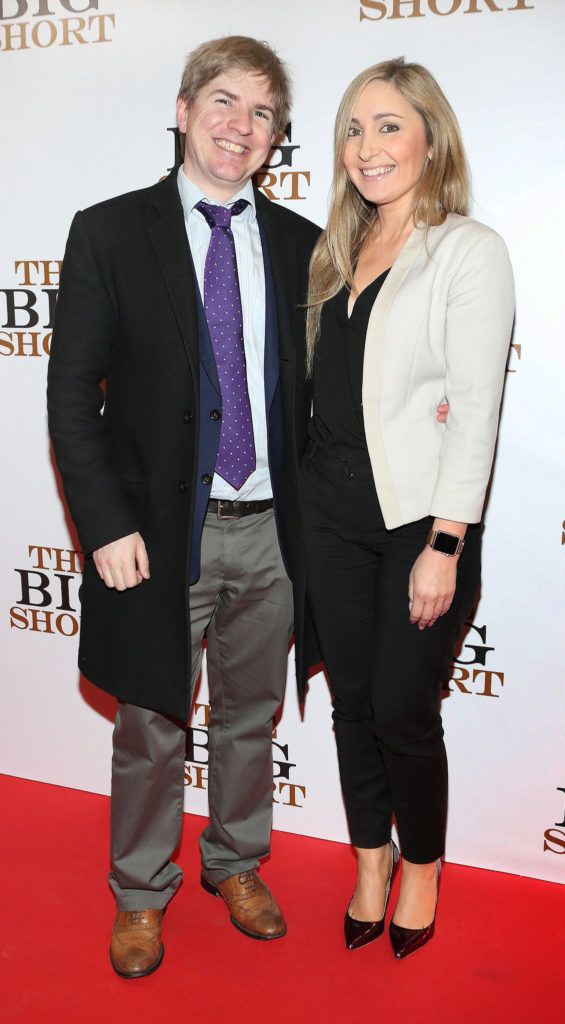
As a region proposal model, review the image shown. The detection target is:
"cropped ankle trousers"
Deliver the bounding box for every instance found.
[301,441,481,863]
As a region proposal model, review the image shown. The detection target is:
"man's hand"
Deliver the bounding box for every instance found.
[408,546,457,630]
[437,401,449,423]
[93,532,150,591]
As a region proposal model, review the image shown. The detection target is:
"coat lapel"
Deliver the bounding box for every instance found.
[257,215,279,413]
[255,190,298,369]
[148,178,299,403]
[192,283,220,396]
[148,172,200,380]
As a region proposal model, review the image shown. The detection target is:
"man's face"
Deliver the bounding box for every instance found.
[177,69,276,202]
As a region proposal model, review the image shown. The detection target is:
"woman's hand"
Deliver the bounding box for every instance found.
[408,546,458,629]
[436,401,449,423]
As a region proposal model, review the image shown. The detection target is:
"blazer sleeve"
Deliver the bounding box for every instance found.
[430,228,515,523]
[47,211,141,553]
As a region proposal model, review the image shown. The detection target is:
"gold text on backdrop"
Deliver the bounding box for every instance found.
[0,0,115,50]
[0,260,61,357]
[10,545,83,638]
[257,124,311,202]
[506,342,521,373]
[186,704,308,807]
[543,789,565,855]
[360,0,534,20]
[448,621,505,698]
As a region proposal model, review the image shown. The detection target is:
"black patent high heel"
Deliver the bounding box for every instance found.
[389,858,442,960]
[344,839,400,951]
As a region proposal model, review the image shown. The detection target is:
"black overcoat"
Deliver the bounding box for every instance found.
[47,171,321,720]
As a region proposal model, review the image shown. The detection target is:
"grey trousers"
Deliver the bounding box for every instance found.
[108,508,293,910]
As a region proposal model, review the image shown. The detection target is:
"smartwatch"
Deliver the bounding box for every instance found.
[426,529,465,557]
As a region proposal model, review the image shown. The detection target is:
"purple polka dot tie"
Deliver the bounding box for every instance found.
[196,199,256,490]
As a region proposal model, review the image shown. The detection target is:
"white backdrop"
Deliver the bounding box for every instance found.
[1,0,564,883]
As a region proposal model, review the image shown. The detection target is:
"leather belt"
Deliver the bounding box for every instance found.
[207,498,274,520]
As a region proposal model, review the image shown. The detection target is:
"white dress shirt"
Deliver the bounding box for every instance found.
[177,167,271,501]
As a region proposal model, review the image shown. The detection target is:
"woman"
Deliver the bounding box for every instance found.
[301,58,514,959]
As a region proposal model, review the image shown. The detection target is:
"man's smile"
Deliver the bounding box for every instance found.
[214,138,248,155]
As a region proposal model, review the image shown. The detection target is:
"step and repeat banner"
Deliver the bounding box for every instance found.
[1,0,564,883]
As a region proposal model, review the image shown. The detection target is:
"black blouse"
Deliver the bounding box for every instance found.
[309,269,390,453]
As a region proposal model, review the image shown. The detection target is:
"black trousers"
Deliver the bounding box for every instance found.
[301,441,481,863]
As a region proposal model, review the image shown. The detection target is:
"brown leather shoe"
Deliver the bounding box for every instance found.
[201,870,286,940]
[109,909,164,979]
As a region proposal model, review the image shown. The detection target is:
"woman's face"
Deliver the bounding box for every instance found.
[343,79,431,214]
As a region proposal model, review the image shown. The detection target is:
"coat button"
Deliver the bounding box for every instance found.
[183,410,193,425]
[201,473,213,486]
[178,480,188,493]
[210,409,221,421]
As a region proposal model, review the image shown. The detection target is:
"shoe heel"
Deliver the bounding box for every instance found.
[389,857,442,960]
[200,873,220,897]
[344,838,400,951]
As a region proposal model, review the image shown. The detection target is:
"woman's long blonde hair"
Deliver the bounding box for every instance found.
[306,58,470,373]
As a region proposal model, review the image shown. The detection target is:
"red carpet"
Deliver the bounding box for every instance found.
[0,774,562,1024]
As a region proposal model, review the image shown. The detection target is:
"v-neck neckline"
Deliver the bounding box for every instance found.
[347,267,391,320]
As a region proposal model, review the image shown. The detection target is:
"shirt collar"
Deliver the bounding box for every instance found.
[177,166,256,223]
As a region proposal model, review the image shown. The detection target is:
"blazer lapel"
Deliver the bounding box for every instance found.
[363,226,427,391]
[148,172,200,380]
[365,225,426,337]
[362,226,427,527]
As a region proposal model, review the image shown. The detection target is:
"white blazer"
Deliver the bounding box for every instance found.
[362,213,515,529]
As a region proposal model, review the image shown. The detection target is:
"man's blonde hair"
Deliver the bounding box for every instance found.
[178,35,291,136]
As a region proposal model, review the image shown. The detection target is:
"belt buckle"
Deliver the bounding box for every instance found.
[216,500,238,520]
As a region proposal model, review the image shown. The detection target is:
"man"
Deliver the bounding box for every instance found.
[48,36,320,979]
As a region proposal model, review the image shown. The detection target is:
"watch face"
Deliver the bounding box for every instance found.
[432,531,460,555]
